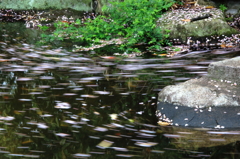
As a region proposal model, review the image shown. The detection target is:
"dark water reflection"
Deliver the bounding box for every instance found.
[0,22,239,158]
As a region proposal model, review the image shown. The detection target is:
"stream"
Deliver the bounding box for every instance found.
[0,20,239,159]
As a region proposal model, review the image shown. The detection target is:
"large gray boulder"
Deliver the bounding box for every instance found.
[157,56,240,128]
[158,56,240,108]
[158,77,239,108]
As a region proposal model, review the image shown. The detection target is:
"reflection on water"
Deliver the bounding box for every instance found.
[0,22,239,158]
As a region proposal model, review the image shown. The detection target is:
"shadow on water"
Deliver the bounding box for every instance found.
[0,22,41,44]
[0,20,240,158]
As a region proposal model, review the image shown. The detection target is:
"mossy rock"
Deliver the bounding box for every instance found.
[157,8,239,41]
[0,0,92,11]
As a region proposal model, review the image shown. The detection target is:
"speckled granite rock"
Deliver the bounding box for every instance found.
[158,77,239,108]
[159,56,240,108]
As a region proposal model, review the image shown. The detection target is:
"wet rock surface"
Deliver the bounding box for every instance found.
[157,102,240,128]
[158,76,240,107]
[157,56,240,128]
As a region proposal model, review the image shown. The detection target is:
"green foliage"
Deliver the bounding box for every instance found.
[40,0,175,53]
[39,25,49,31]
[173,47,181,52]
[174,0,183,5]
[225,16,233,22]
[219,4,227,12]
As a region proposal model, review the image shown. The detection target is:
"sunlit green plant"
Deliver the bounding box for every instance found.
[39,0,175,53]
[219,4,227,12]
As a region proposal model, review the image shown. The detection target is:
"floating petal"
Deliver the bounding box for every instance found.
[73,153,91,158]
[135,142,158,147]
[96,140,114,149]
[94,127,108,132]
[55,133,70,137]
[55,102,71,109]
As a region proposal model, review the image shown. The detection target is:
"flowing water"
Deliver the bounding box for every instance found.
[0,21,240,159]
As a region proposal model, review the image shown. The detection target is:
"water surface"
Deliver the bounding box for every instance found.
[0,22,239,158]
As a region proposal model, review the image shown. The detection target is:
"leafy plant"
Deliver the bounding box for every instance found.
[40,0,175,53]
[174,0,183,5]
[39,25,49,31]
[219,4,227,12]
[225,16,233,22]
[173,47,181,52]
